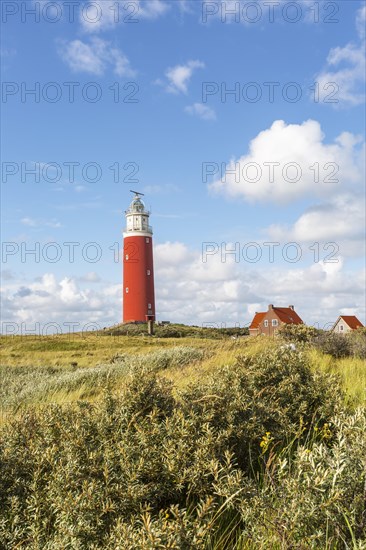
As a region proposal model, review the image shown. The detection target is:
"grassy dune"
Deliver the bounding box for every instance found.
[1,330,365,548]
[1,331,365,418]
[0,332,197,368]
[0,333,366,414]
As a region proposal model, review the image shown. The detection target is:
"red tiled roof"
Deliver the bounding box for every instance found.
[339,315,364,329]
[249,312,266,329]
[273,307,304,325]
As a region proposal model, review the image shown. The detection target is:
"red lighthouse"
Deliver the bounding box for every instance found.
[123,191,155,323]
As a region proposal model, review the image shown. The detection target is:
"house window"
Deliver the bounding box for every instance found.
[272,319,278,327]
[264,320,268,327]
[340,325,343,331]
[147,270,151,275]
[146,238,150,243]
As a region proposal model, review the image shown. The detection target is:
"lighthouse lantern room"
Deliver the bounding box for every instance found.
[123,191,156,323]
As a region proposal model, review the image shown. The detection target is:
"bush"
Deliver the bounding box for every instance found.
[179,347,343,475]
[236,408,366,547]
[106,323,249,340]
[313,331,352,358]
[1,347,363,549]
[348,327,366,359]
[278,323,320,343]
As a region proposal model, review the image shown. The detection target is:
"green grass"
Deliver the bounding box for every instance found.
[1,332,365,424]
[308,348,366,406]
[0,345,207,424]
[0,332,203,368]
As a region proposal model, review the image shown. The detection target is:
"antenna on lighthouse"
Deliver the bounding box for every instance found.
[130,190,145,197]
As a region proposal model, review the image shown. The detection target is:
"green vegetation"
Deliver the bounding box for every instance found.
[107,322,249,339]
[0,328,365,548]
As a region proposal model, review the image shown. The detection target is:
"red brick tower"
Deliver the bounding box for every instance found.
[123,191,155,323]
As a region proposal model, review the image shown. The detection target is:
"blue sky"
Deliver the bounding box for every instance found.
[1,0,365,332]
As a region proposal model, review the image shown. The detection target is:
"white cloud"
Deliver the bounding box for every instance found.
[208,119,365,204]
[2,241,365,331]
[313,6,366,107]
[1,269,16,281]
[356,4,366,40]
[177,0,193,14]
[1,273,121,330]
[80,0,169,33]
[21,217,62,228]
[267,194,365,251]
[79,272,101,283]
[135,0,169,18]
[58,37,135,77]
[153,242,365,327]
[161,60,205,94]
[185,102,217,120]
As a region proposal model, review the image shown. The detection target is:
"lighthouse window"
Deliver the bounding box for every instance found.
[125,288,129,293]
[146,238,150,243]
[147,270,151,275]
[125,254,129,260]
[148,303,151,309]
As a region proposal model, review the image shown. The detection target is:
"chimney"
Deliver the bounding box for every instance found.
[289,305,294,310]
[268,304,273,310]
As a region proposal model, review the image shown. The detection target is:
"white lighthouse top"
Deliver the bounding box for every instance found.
[126,196,149,215]
[124,192,153,236]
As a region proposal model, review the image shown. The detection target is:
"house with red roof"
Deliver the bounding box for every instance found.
[249,304,304,336]
[331,315,364,334]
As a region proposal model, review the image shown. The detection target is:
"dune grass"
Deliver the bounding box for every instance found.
[0,333,207,368]
[1,332,365,424]
[308,348,366,407]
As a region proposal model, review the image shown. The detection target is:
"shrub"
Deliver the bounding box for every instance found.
[236,408,366,547]
[1,347,363,549]
[313,331,352,358]
[348,327,366,359]
[179,347,343,475]
[278,323,319,343]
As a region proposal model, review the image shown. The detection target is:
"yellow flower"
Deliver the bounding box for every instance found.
[260,431,273,453]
